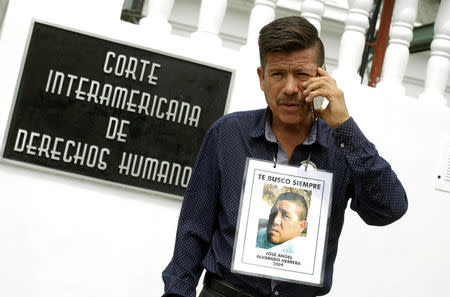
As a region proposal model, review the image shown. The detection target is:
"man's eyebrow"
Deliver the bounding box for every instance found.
[267,67,284,72]
[294,67,316,73]
[267,66,315,74]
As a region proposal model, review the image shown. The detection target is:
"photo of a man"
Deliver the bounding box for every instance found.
[256,191,309,254]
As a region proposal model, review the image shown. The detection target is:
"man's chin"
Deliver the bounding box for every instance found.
[267,235,283,245]
[278,114,310,126]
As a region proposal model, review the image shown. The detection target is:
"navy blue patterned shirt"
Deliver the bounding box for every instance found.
[162,108,407,297]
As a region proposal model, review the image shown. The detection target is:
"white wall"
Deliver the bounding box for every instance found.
[0,1,195,296]
[0,1,449,297]
[329,85,450,297]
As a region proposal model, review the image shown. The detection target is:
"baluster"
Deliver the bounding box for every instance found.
[191,0,228,46]
[419,0,450,106]
[241,0,278,58]
[231,0,279,112]
[332,0,373,85]
[300,0,326,35]
[139,0,175,35]
[377,0,418,95]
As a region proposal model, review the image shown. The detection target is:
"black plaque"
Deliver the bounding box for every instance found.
[1,21,233,197]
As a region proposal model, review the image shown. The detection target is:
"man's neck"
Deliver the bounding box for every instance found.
[271,118,313,161]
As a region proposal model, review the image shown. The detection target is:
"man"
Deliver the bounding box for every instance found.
[256,192,308,254]
[162,16,407,297]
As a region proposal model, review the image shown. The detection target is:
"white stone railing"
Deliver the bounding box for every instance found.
[138,0,450,107]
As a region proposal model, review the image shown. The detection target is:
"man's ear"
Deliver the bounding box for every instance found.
[299,220,307,234]
[257,66,265,91]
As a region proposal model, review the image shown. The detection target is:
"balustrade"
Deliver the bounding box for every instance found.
[134,0,448,104]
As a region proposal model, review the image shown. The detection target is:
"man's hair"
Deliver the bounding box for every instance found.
[258,16,325,69]
[276,192,308,221]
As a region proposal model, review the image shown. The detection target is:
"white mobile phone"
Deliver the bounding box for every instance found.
[311,64,326,111]
[313,96,324,110]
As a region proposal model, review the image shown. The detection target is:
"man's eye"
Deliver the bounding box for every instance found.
[271,70,284,77]
[297,73,310,80]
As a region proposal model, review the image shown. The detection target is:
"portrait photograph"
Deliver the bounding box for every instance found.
[255,185,311,254]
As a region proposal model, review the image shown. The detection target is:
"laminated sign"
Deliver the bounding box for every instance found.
[1,21,233,198]
[232,158,333,286]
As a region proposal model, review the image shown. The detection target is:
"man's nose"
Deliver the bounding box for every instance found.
[283,74,299,95]
[274,213,282,225]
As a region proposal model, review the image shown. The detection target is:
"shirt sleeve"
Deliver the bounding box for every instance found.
[162,123,221,297]
[333,117,408,226]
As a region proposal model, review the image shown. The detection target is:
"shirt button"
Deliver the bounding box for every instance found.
[340,143,345,148]
[274,291,279,296]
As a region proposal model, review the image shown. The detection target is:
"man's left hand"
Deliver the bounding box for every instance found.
[303,67,350,128]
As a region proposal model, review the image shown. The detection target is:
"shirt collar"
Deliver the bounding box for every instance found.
[250,107,329,148]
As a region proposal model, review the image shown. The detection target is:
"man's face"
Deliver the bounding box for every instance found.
[266,199,307,244]
[257,48,318,129]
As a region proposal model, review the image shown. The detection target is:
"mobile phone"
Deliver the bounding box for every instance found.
[311,64,326,116]
[313,96,324,110]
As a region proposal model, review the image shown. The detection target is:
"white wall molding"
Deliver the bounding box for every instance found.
[170,20,247,48]
[227,0,352,23]
[227,0,254,12]
[402,73,450,93]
